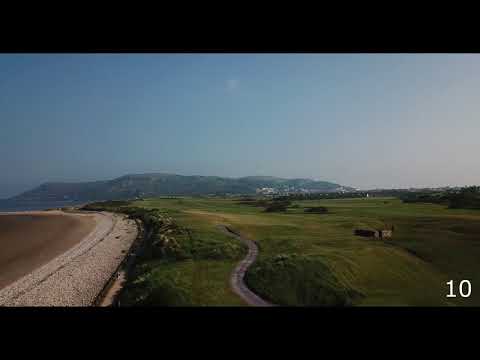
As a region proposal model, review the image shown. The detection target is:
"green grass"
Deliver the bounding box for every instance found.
[244,253,364,306]
[120,259,245,306]
[120,196,480,306]
[109,198,247,306]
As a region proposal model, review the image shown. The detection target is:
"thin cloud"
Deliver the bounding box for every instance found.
[226,78,239,91]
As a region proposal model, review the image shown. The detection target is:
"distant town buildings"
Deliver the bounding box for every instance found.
[256,187,277,195]
[254,185,355,196]
[253,185,468,199]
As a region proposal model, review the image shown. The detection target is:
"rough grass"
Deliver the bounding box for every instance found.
[245,254,364,306]
[120,260,245,306]
[88,196,480,306]
[85,199,247,306]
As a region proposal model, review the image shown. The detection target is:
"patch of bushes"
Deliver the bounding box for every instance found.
[264,204,287,212]
[119,261,193,306]
[150,229,244,262]
[83,201,186,261]
[448,186,480,209]
[400,192,448,205]
[237,198,270,207]
[237,198,295,212]
[264,200,292,213]
[304,206,328,214]
[186,237,243,260]
[140,280,192,306]
[83,200,245,263]
[399,187,480,209]
[245,254,364,306]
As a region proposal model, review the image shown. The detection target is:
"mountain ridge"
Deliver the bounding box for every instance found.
[4,173,354,202]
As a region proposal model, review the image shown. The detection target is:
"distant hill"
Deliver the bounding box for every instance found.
[4,173,353,203]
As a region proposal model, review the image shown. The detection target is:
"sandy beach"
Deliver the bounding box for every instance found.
[0,210,137,306]
[0,211,96,289]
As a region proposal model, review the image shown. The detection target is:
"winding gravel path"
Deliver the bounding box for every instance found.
[0,211,137,306]
[218,225,273,307]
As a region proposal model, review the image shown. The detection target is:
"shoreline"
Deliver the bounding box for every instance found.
[0,200,91,213]
[0,210,96,289]
[0,210,138,306]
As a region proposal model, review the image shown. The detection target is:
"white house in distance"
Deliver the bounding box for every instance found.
[256,187,277,195]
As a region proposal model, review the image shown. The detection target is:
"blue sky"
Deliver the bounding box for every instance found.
[1,54,479,198]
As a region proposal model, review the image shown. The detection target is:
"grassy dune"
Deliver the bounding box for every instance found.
[127,196,480,306]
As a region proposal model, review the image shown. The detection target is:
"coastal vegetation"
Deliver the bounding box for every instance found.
[399,186,480,209]
[304,206,328,213]
[82,201,246,306]
[84,193,480,306]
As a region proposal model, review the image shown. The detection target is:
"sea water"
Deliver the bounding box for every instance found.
[0,200,89,212]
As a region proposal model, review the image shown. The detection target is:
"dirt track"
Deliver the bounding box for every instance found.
[218,225,273,307]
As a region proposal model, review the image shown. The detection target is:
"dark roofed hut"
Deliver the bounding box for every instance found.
[354,228,393,239]
[354,229,379,238]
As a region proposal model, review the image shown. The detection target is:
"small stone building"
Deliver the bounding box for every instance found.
[354,228,393,239]
[379,230,393,239]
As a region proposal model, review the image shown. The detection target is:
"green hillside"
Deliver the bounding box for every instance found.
[9,173,347,202]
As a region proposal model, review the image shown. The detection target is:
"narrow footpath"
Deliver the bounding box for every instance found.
[218,225,273,307]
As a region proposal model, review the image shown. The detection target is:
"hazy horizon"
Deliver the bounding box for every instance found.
[1,54,479,198]
[1,170,475,200]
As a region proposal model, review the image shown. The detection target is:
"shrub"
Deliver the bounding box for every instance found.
[141,279,192,306]
[264,200,291,212]
[264,204,287,212]
[448,186,480,209]
[304,206,328,214]
[121,266,192,306]
[245,254,364,306]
